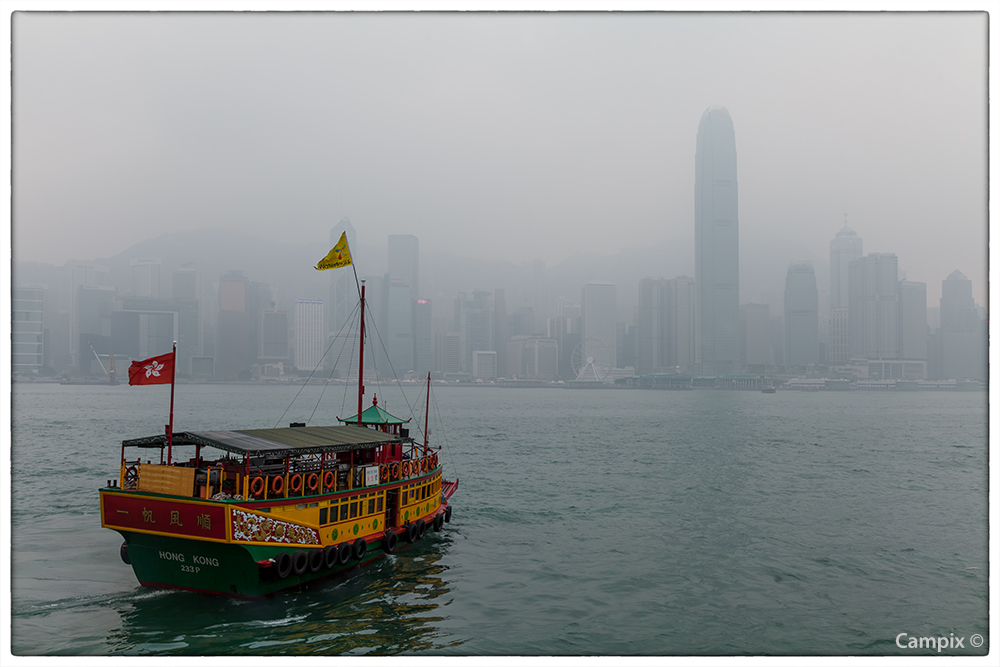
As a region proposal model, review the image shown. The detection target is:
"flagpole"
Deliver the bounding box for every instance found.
[168,341,177,465]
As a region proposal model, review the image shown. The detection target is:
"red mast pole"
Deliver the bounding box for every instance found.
[423,372,430,456]
[357,282,366,427]
[167,340,176,465]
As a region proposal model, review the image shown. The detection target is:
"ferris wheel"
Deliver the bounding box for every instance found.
[571,338,613,382]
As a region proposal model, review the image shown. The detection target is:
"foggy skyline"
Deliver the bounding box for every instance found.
[8,8,990,307]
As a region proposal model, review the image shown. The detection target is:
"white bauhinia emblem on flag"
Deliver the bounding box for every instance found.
[144,361,165,379]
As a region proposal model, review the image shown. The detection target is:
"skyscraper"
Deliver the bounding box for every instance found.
[898,280,927,361]
[694,106,739,375]
[783,263,819,367]
[848,253,899,360]
[830,226,863,310]
[294,300,324,371]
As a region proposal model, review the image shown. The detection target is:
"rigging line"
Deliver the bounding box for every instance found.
[273,300,360,429]
[340,319,359,420]
[308,301,363,425]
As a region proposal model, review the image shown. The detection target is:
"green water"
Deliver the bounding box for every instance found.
[10,383,990,655]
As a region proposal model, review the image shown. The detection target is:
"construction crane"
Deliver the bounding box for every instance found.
[87,339,120,385]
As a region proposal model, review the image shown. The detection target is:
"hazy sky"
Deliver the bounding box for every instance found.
[7,5,992,305]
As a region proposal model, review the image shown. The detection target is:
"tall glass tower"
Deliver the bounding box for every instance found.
[694,106,739,375]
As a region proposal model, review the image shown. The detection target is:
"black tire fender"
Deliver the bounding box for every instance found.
[308,548,324,573]
[291,550,309,576]
[323,545,338,569]
[120,542,130,565]
[275,552,293,579]
[444,505,452,523]
[405,522,417,543]
[415,519,426,540]
[383,530,397,554]
[337,542,352,565]
[352,538,368,561]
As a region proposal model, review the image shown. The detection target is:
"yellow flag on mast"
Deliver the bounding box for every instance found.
[315,232,353,270]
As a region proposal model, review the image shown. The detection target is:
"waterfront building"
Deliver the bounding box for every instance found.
[76,285,117,374]
[455,290,493,374]
[739,303,769,372]
[848,253,899,360]
[493,288,508,378]
[471,350,498,380]
[694,106,740,375]
[898,280,928,363]
[784,263,819,367]
[294,300,324,372]
[581,282,617,372]
[217,273,252,379]
[938,270,985,380]
[259,308,290,364]
[112,296,199,375]
[12,286,46,375]
[62,262,111,368]
[435,331,461,376]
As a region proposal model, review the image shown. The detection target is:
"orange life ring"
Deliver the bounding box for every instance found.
[271,475,284,496]
[380,464,389,483]
[250,476,265,498]
[306,473,319,493]
[432,453,438,468]
[390,462,400,480]
[290,474,303,493]
[402,461,411,477]
[324,471,335,490]
[423,458,430,472]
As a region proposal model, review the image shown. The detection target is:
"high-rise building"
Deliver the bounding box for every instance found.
[493,288,508,377]
[937,270,985,380]
[217,273,252,379]
[848,253,899,360]
[12,286,46,375]
[129,258,161,298]
[259,308,290,362]
[898,280,927,362]
[388,234,419,301]
[294,300,324,371]
[328,217,357,338]
[783,263,819,368]
[694,106,739,375]
[413,298,433,378]
[581,282,617,372]
[636,276,695,375]
[62,262,111,368]
[739,303,770,371]
[830,226,863,310]
[455,290,493,374]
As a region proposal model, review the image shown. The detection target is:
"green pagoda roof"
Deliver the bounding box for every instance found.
[337,403,411,426]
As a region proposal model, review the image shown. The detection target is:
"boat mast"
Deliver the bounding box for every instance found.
[423,371,430,456]
[357,281,366,427]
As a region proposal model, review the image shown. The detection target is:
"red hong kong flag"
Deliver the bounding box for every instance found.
[128,351,175,386]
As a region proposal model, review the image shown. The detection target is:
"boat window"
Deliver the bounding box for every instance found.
[340,503,349,521]
[368,497,376,515]
[319,507,328,525]
[350,501,358,519]
[377,495,384,512]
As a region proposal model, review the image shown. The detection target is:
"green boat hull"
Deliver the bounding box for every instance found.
[119,530,396,597]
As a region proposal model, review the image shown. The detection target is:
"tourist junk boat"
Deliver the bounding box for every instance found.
[99,238,458,596]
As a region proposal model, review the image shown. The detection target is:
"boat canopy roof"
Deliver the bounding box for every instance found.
[337,403,411,426]
[122,424,402,457]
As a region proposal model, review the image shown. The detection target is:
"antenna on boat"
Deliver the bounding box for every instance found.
[423,372,431,456]
[357,280,366,426]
